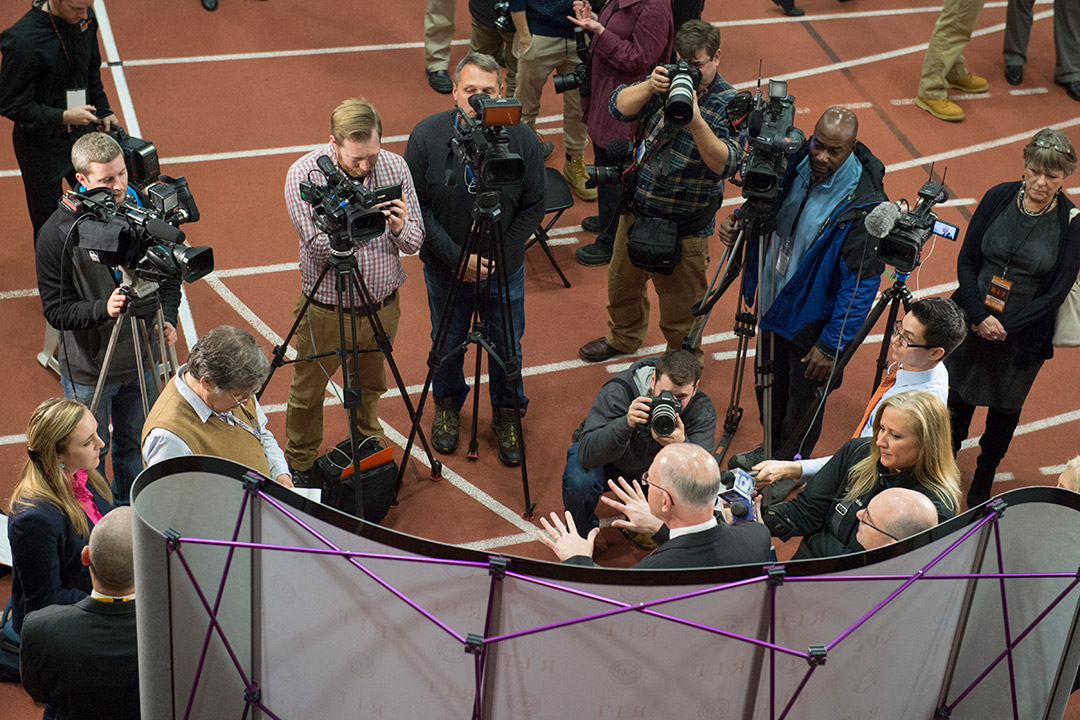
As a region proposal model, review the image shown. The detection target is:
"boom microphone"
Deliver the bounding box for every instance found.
[864,201,903,239]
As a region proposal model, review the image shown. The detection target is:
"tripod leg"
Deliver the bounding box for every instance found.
[91,309,129,414]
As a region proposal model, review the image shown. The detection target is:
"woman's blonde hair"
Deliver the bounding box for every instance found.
[843,390,960,513]
[7,398,112,538]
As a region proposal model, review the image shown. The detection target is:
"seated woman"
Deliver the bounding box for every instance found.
[1058,456,1080,492]
[761,390,961,559]
[7,398,113,635]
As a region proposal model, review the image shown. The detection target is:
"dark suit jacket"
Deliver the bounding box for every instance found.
[19,597,139,720]
[567,522,772,569]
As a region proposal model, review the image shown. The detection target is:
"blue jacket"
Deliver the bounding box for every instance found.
[742,141,887,356]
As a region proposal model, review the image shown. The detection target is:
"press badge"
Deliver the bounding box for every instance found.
[984,275,1011,312]
[775,235,794,275]
[65,89,87,110]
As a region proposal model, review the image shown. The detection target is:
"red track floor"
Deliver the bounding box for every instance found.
[1,0,1079,716]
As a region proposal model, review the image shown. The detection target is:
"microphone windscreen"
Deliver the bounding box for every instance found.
[747,110,764,137]
[604,137,633,163]
[731,501,750,520]
[146,217,186,244]
[864,201,903,239]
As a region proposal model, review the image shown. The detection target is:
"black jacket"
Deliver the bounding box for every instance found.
[763,438,955,558]
[566,521,772,569]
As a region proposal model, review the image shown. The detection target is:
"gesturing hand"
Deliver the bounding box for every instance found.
[537,511,598,562]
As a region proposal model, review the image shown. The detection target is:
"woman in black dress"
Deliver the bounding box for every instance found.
[947,128,1080,508]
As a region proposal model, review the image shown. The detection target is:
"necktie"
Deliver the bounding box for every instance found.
[853,367,898,438]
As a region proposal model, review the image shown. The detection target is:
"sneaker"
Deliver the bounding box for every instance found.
[915,96,964,122]
[581,215,602,233]
[575,242,613,266]
[563,154,598,201]
[728,445,764,472]
[431,397,460,454]
[948,73,988,93]
[578,336,624,363]
[491,407,522,467]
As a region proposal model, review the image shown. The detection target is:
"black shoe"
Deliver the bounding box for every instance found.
[289,466,315,488]
[431,397,460,454]
[427,69,452,94]
[1057,80,1080,102]
[579,336,624,362]
[581,216,602,233]
[1004,64,1023,86]
[728,446,764,472]
[575,241,613,266]
[771,0,805,16]
[491,407,522,467]
[539,140,554,159]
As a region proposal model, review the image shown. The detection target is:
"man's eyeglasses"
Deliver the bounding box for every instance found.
[218,387,252,408]
[1032,137,1075,158]
[892,321,934,349]
[641,471,674,507]
[859,507,899,541]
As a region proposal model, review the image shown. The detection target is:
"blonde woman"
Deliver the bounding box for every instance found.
[7,399,113,635]
[762,390,961,559]
[1058,456,1080,492]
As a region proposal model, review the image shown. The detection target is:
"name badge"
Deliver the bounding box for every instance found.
[983,275,1011,312]
[775,235,793,276]
[65,88,87,110]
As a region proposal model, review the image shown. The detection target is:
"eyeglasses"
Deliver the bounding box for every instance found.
[1032,137,1075,157]
[641,471,675,507]
[892,321,934,349]
[859,507,899,542]
[218,387,252,408]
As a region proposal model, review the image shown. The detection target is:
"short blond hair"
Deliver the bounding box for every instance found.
[331,98,382,145]
[71,132,122,175]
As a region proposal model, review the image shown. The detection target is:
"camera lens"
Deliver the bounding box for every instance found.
[553,71,580,95]
[665,73,696,126]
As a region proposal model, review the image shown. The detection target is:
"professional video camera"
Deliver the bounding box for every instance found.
[299,155,402,249]
[660,60,702,126]
[738,79,805,204]
[60,175,212,290]
[450,94,526,188]
[649,390,681,437]
[553,26,590,96]
[865,171,957,275]
[104,123,160,192]
[492,0,514,32]
[584,138,635,189]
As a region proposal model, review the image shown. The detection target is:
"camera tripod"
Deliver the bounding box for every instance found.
[260,231,442,518]
[400,189,535,518]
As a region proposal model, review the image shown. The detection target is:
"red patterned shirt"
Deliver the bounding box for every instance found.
[284,141,424,305]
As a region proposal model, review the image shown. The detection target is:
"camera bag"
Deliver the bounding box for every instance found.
[314,437,397,524]
[626,216,681,274]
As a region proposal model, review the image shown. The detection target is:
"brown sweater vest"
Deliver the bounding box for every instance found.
[142,378,272,477]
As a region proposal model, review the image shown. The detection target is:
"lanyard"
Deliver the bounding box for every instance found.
[45,1,76,78]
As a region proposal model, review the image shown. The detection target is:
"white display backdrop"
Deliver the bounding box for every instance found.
[132,457,1080,720]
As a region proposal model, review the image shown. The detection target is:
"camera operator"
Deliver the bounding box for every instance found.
[720,107,887,470]
[567,0,673,267]
[405,53,544,467]
[34,131,180,505]
[562,349,716,536]
[577,20,743,365]
[282,98,424,484]
[0,0,120,242]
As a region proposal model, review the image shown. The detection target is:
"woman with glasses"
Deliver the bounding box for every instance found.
[761,390,961,559]
[947,128,1080,508]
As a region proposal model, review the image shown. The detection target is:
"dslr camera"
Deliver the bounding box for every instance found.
[584,138,635,189]
[661,60,702,126]
[492,0,514,33]
[738,79,805,205]
[553,27,590,97]
[299,155,402,249]
[450,94,526,188]
[649,390,682,437]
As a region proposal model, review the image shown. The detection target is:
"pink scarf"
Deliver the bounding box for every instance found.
[70,469,103,524]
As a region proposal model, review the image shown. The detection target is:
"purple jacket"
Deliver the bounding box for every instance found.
[584,0,673,146]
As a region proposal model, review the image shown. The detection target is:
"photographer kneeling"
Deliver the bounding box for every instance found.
[562,349,716,537]
[577,20,742,365]
[35,131,180,505]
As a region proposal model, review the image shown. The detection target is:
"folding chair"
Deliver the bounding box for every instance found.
[525,166,574,288]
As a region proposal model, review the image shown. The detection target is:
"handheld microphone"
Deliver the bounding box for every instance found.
[864,201,903,239]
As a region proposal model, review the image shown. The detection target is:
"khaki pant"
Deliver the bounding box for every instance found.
[918,0,985,99]
[284,293,401,470]
[605,213,709,364]
[514,34,588,155]
[424,0,456,72]
[469,16,517,97]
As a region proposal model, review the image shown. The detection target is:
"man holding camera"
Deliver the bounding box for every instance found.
[562,349,716,534]
[282,98,423,484]
[35,131,180,505]
[405,53,545,467]
[577,20,742,365]
[0,0,120,241]
[720,107,886,469]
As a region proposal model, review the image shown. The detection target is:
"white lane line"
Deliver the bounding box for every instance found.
[890,92,991,105]
[1010,88,1049,96]
[716,0,1015,27]
[0,288,39,300]
[1040,465,1066,476]
[960,409,1080,451]
[213,263,297,278]
[993,472,1016,484]
[1,434,28,445]
[118,38,473,67]
[459,531,538,551]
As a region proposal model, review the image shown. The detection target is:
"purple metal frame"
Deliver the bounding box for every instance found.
[158,479,1079,720]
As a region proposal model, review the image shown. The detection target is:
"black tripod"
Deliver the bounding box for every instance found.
[260,231,441,518]
[401,189,534,518]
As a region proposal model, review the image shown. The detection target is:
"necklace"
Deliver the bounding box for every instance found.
[1017,183,1057,217]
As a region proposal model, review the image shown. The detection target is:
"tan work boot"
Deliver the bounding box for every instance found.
[563,154,597,201]
[949,73,988,93]
[916,96,965,122]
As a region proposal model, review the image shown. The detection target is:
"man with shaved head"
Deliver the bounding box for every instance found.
[855,487,940,550]
[720,107,888,483]
[20,506,140,720]
[540,443,771,568]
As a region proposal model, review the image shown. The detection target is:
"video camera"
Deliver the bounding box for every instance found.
[553,26,591,97]
[736,79,805,204]
[104,124,160,192]
[450,94,526,188]
[298,155,402,250]
[865,171,957,275]
[661,60,702,126]
[60,175,212,293]
[585,138,635,189]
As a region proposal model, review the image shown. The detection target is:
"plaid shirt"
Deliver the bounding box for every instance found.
[284,141,424,306]
[609,72,742,226]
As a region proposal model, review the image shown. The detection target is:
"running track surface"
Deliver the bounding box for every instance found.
[1,1,1078,716]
